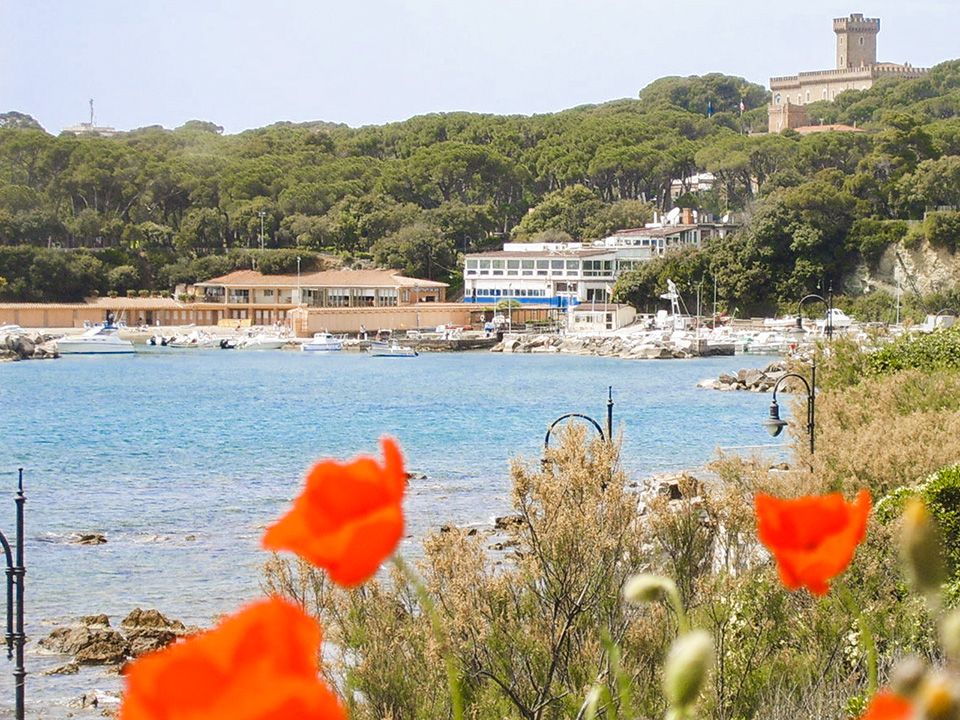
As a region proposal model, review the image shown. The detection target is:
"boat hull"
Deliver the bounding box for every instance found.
[57,341,135,355]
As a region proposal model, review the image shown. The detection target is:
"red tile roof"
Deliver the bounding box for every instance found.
[196,269,447,289]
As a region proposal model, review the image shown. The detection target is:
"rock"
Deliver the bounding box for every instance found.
[79,614,111,628]
[121,608,185,632]
[743,370,764,388]
[40,626,129,665]
[467,528,478,536]
[770,462,790,471]
[121,608,187,658]
[184,534,197,542]
[439,524,453,533]
[75,533,107,545]
[42,661,79,675]
[718,373,737,385]
[494,514,523,530]
[127,630,179,658]
[405,471,428,480]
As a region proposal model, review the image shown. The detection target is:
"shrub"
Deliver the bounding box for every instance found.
[923,211,960,252]
[868,326,960,375]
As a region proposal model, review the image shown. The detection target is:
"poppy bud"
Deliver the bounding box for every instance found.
[940,610,960,664]
[663,630,714,711]
[901,498,947,601]
[624,574,674,604]
[890,655,928,698]
[918,673,960,720]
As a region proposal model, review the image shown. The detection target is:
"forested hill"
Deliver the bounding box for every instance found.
[1,64,960,310]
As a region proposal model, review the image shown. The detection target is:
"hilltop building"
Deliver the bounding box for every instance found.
[768,13,928,133]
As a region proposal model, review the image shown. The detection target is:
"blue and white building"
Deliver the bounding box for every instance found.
[463,214,733,307]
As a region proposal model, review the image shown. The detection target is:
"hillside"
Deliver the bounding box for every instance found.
[1,63,960,310]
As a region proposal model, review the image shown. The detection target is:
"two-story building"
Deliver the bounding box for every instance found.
[194,269,448,324]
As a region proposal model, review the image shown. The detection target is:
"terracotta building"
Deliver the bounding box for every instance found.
[768,13,929,133]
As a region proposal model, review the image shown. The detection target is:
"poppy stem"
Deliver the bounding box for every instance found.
[392,556,465,720]
[666,583,690,635]
[838,583,878,696]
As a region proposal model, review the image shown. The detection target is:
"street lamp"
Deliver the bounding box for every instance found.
[763,364,816,456]
[544,387,615,450]
[258,211,267,251]
[296,256,302,305]
[796,285,834,339]
[0,470,26,720]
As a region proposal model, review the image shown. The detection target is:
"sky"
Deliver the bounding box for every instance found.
[1,0,956,135]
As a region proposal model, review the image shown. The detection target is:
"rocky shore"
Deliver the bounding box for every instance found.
[696,360,799,392]
[39,608,194,671]
[0,330,59,361]
[491,333,708,359]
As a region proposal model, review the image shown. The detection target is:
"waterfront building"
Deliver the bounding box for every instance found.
[570,304,638,333]
[463,210,737,307]
[768,13,929,133]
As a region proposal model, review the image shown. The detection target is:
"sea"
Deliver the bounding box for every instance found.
[0,349,784,716]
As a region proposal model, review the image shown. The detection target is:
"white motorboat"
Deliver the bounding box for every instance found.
[367,341,418,358]
[56,325,135,355]
[236,332,289,351]
[301,332,343,353]
[168,330,218,349]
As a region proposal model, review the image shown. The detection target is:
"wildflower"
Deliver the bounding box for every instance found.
[663,630,714,712]
[755,489,871,596]
[623,573,674,604]
[264,437,407,587]
[120,597,344,720]
[858,691,912,720]
[901,498,947,601]
[940,609,960,663]
[918,673,960,720]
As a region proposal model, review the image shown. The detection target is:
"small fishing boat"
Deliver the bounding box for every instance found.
[367,341,418,358]
[301,332,343,353]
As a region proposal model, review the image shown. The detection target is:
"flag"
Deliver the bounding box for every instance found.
[739,99,745,115]
[707,100,714,118]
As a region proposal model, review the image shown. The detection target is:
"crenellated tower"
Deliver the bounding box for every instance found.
[834,13,880,69]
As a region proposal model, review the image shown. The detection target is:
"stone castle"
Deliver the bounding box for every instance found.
[768,13,928,133]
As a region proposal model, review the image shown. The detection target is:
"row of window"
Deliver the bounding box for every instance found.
[471,288,548,298]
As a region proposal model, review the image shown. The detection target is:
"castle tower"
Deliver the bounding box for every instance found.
[834,13,880,69]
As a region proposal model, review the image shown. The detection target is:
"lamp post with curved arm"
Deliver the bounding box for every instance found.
[0,470,26,720]
[544,387,614,450]
[763,368,816,456]
[796,287,834,340]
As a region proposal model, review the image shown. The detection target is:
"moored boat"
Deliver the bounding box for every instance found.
[301,332,343,353]
[56,325,135,355]
[367,341,418,357]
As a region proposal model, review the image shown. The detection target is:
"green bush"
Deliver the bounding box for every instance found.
[848,218,909,264]
[867,326,960,375]
[876,464,960,580]
[924,211,960,252]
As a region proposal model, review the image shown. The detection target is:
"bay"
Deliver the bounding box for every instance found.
[0,350,782,715]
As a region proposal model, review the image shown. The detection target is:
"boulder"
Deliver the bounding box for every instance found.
[494,514,523,531]
[42,662,79,676]
[79,614,111,628]
[743,369,764,388]
[121,608,187,658]
[39,626,129,665]
[74,533,107,545]
[121,608,185,632]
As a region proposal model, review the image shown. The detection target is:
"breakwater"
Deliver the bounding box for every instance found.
[492,333,734,359]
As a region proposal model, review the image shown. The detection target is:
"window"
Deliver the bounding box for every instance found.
[551,260,564,270]
[859,36,864,46]
[805,91,810,102]
[466,259,479,269]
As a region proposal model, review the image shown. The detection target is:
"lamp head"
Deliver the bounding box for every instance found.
[763,399,789,438]
[795,315,804,330]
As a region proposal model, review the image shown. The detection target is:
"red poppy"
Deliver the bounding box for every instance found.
[120,597,344,720]
[755,489,871,596]
[859,691,912,720]
[263,437,407,587]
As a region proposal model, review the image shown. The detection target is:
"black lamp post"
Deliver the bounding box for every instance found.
[796,285,834,340]
[763,366,816,456]
[544,387,614,450]
[0,470,26,720]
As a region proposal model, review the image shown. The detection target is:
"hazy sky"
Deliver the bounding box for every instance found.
[1,0,956,135]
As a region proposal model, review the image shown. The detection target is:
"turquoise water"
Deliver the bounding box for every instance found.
[0,350,782,714]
